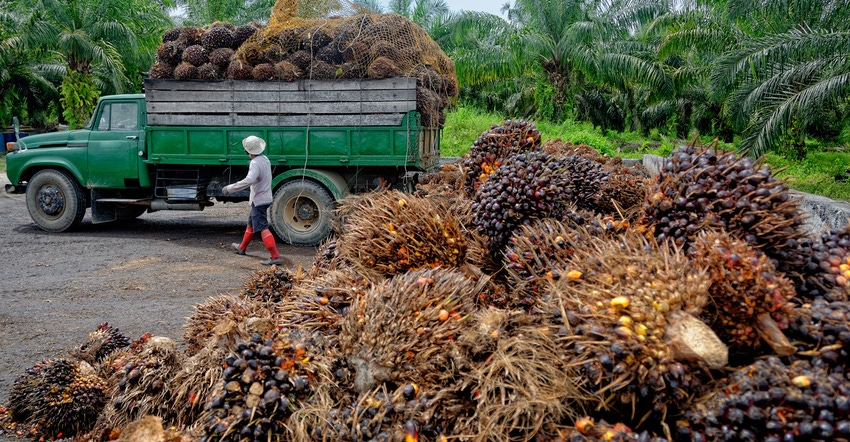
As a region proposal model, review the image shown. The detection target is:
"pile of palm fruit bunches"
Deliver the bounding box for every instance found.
[149,16,456,128]
[4,118,850,442]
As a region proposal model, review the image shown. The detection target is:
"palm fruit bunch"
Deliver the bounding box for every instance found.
[335,190,467,276]
[541,232,724,420]
[197,63,220,80]
[232,24,258,49]
[277,269,370,337]
[225,60,252,80]
[7,358,107,439]
[502,218,585,307]
[561,155,611,211]
[502,212,631,304]
[155,41,184,66]
[461,120,542,195]
[339,268,484,393]
[242,265,296,303]
[688,231,797,356]
[316,385,437,441]
[177,26,202,46]
[592,165,650,218]
[274,60,301,81]
[182,44,208,66]
[148,61,174,79]
[795,225,850,301]
[200,332,322,442]
[783,297,850,370]
[556,417,666,442]
[468,325,583,441]
[638,142,807,265]
[201,26,234,52]
[104,336,184,428]
[471,151,571,254]
[173,62,197,80]
[208,47,234,68]
[72,322,132,364]
[679,356,850,441]
[183,294,277,356]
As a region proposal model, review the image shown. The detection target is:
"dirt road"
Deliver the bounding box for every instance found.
[0,173,316,415]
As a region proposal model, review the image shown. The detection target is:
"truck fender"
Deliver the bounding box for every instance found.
[271,169,349,200]
[18,158,88,192]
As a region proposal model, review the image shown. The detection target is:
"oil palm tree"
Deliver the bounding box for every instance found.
[21,0,171,127]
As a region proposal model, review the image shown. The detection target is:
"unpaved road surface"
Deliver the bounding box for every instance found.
[0,173,316,423]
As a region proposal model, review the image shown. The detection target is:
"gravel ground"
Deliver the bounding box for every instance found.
[0,172,316,439]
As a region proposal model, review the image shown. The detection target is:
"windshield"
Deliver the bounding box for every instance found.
[84,105,98,130]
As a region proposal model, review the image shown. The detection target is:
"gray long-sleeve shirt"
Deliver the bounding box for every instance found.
[224,155,273,205]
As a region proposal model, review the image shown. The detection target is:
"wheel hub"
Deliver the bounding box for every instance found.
[37,185,64,216]
[295,199,317,221]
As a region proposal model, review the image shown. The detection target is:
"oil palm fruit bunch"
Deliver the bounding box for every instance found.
[201,26,234,51]
[339,268,484,393]
[182,44,208,66]
[336,190,467,276]
[173,62,198,80]
[562,155,610,211]
[177,26,202,46]
[679,356,850,441]
[106,337,183,427]
[73,322,132,364]
[592,165,650,218]
[689,231,797,356]
[162,27,180,43]
[638,141,806,265]
[226,60,253,80]
[783,297,850,370]
[208,47,234,69]
[155,41,184,66]
[317,385,437,441]
[471,151,570,255]
[542,233,725,420]
[242,266,295,303]
[558,417,666,442]
[201,332,319,442]
[231,24,257,49]
[795,225,850,301]
[183,294,277,356]
[8,358,107,439]
[461,120,541,195]
[277,269,370,337]
[502,218,587,306]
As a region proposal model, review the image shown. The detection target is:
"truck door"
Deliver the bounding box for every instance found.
[87,101,142,188]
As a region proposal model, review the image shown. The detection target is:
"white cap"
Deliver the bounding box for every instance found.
[243,135,266,155]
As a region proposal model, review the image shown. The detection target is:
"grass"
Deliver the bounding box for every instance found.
[0,154,5,174]
[441,105,850,201]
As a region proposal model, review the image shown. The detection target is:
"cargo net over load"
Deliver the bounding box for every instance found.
[149,0,458,128]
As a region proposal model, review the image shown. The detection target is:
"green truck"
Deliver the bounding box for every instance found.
[4,78,440,245]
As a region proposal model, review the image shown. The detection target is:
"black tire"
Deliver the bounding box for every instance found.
[25,169,87,232]
[269,179,335,246]
[115,205,147,220]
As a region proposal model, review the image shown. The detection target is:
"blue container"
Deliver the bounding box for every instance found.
[3,132,28,145]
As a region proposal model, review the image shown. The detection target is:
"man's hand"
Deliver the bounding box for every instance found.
[221,185,232,196]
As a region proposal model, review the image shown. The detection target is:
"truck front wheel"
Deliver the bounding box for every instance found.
[269,180,335,246]
[26,169,87,232]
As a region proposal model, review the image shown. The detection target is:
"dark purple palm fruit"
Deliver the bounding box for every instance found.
[209,47,235,69]
[201,26,234,51]
[461,120,542,195]
[232,23,257,49]
[181,44,208,66]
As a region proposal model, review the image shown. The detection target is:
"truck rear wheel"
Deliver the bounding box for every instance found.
[269,180,335,246]
[26,169,87,232]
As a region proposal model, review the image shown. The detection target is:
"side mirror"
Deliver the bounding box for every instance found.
[12,116,20,141]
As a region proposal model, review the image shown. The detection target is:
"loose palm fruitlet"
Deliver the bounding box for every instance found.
[242,266,295,303]
[201,333,317,442]
[542,232,723,420]
[796,225,850,301]
[462,120,542,195]
[336,190,467,276]
[783,297,850,370]
[8,358,107,439]
[689,231,796,356]
[339,268,485,392]
[680,356,850,442]
[73,322,132,364]
[471,151,570,255]
[638,142,806,265]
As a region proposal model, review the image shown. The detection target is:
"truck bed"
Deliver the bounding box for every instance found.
[142,78,438,171]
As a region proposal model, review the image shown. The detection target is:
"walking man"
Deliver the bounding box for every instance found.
[222,135,282,265]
